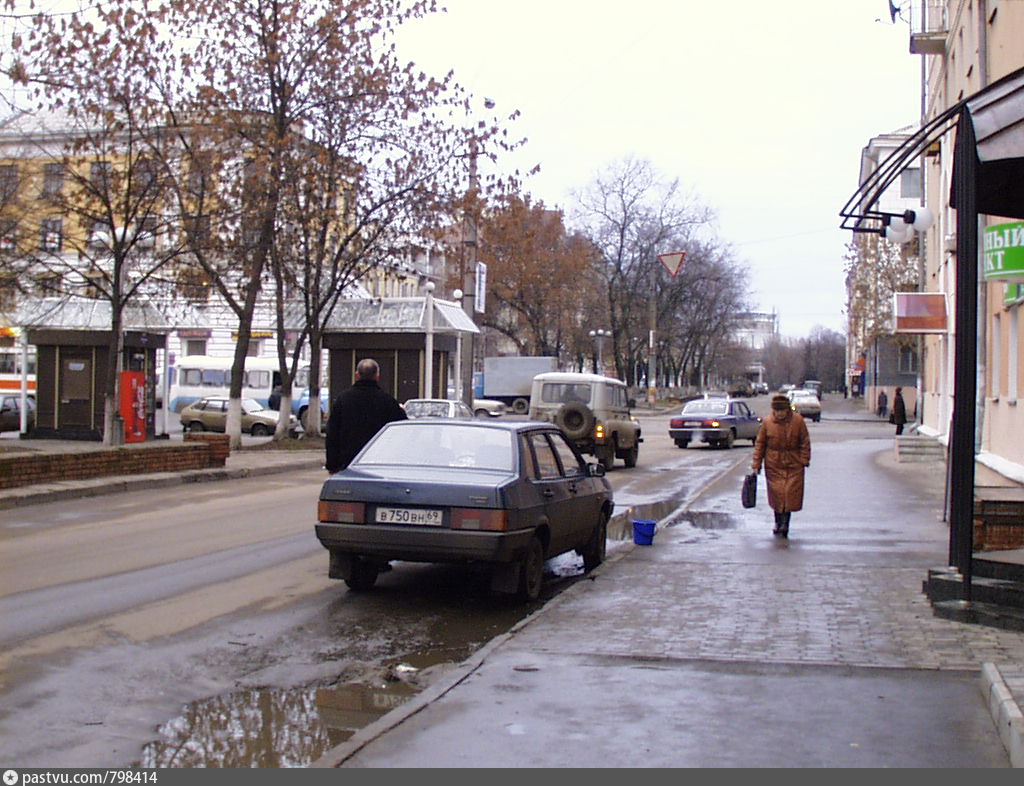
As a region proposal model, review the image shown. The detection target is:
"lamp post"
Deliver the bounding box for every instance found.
[424,281,434,398]
[588,328,610,374]
[452,288,464,401]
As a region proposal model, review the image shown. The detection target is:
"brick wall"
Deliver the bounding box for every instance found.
[0,436,230,491]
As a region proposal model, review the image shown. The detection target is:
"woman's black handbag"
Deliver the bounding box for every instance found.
[741,473,757,508]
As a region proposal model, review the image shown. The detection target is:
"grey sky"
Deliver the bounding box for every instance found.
[395,0,923,339]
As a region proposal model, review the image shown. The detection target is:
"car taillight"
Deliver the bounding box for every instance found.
[451,508,509,531]
[595,423,605,440]
[670,418,682,428]
[708,420,721,428]
[318,500,365,523]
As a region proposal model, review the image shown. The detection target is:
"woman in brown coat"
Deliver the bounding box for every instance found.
[751,394,811,537]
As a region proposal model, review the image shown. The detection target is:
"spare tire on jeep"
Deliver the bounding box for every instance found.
[555,401,595,441]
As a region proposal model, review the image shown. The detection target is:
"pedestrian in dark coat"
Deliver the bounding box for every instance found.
[751,394,811,538]
[877,389,888,418]
[325,358,407,473]
[891,386,907,435]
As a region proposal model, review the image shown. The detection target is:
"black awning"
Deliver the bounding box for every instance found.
[841,64,1024,230]
[950,66,1024,220]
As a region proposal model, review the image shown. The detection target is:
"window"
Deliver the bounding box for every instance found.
[35,273,62,294]
[0,164,18,200]
[0,219,16,252]
[900,167,921,199]
[1009,306,1019,402]
[87,219,108,248]
[528,432,562,479]
[39,217,62,251]
[184,339,207,356]
[134,156,157,196]
[246,341,261,357]
[91,161,112,191]
[138,214,158,248]
[244,369,270,390]
[548,432,584,477]
[183,214,211,246]
[41,163,63,198]
[898,344,919,374]
[187,153,212,198]
[992,312,1002,398]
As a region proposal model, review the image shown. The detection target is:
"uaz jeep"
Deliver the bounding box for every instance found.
[528,372,642,470]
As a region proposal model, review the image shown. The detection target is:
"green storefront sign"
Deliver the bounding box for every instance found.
[1005,282,1024,306]
[983,221,1024,281]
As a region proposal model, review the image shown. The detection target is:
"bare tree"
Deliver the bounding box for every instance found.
[8,3,187,444]
[570,156,713,384]
[470,194,604,358]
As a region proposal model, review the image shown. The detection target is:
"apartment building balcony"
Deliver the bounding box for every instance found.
[909,0,948,55]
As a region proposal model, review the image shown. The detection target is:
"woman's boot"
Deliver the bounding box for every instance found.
[780,512,791,538]
[773,512,783,535]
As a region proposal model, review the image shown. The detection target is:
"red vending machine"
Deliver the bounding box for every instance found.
[120,370,147,443]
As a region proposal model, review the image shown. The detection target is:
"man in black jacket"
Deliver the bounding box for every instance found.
[325,358,407,473]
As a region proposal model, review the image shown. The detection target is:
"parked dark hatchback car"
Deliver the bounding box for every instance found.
[316,420,613,601]
[669,398,762,449]
[0,394,35,432]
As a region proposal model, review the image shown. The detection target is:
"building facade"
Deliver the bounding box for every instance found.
[911,0,1024,487]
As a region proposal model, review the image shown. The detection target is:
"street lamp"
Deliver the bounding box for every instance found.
[452,288,464,401]
[424,281,435,398]
[588,328,610,375]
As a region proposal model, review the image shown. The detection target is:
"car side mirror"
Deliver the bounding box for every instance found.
[587,462,606,477]
[627,398,636,409]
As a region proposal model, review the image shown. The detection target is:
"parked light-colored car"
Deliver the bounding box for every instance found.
[472,398,507,418]
[528,372,642,470]
[403,398,474,420]
[179,396,299,436]
[788,390,822,422]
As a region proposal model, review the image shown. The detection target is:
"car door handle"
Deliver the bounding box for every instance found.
[542,488,555,498]
[568,483,578,494]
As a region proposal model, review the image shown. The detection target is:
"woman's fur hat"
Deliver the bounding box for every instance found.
[771,394,791,410]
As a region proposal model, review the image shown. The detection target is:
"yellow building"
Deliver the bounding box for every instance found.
[910,0,1024,488]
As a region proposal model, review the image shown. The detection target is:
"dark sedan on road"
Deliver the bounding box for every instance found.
[669,398,762,449]
[316,420,613,601]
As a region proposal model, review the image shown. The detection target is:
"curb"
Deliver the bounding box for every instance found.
[0,457,324,510]
[982,662,1024,767]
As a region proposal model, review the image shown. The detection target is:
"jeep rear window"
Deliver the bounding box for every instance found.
[541,383,592,405]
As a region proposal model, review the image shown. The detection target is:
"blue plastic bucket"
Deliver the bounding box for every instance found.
[632,519,656,546]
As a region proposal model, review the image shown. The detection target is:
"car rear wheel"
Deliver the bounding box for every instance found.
[474,409,489,418]
[250,423,269,437]
[623,440,639,468]
[723,430,735,449]
[598,443,615,471]
[345,557,379,592]
[187,421,205,432]
[512,397,529,414]
[580,512,608,572]
[675,439,689,449]
[518,536,545,601]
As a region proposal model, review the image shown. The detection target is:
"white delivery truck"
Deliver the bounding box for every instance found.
[479,356,559,414]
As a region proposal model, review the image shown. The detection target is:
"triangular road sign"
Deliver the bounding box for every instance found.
[657,251,686,277]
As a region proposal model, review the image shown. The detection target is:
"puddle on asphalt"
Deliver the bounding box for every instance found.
[135,676,420,767]
[663,510,737,530]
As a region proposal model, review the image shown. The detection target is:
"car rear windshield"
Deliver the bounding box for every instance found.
[540,383,592,406]
[356,424,515,471]
[682,401,728,415]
